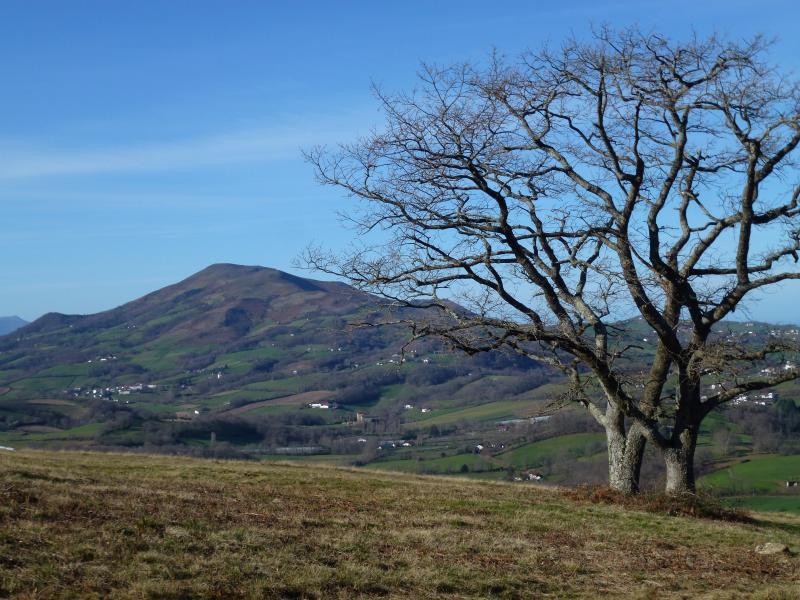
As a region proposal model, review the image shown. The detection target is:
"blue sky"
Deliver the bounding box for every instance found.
[2,0,799,322]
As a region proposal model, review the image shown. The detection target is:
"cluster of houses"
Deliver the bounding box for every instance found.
[86,355,118,363]
[768,328,800,337]
[174,409,204,420]
[715,325,800,343]
[378,439,413,450]
[374,350,433,367]
[513,471,543,482]
[705,381,779,407]
[67,383,158,399]
[759,363,797,375]
[731,392,776,407]
[703,361,798,407]
[376,353,405,367]
[640,324,800,345]
[403,404,432,413]
[475,441,506,452]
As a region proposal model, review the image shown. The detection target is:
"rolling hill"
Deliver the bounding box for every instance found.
[0,316,27,336]
[0,263,553,450]
[0,263,435,396]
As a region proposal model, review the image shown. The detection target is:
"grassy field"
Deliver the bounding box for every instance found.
[2,450,800,598]
[0,422,105,445]
[698,454,800,512]
[497,433,606,469]
[368,434,607,478]
[724,495,800,513]
[403,399,539,428]
[700,455,800,494]
[367,452,492,475]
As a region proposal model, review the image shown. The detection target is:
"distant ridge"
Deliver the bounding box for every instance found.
[0,263,415,396]
[0,316,28,336]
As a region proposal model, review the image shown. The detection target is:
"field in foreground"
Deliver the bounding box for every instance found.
[1,452,800,599]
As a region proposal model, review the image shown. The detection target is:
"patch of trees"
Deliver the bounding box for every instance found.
[404,365,462,387]
[0,401,73,431]
[176,416,263,445]
[323,368,402,391]
[223,307,253,337]
[88,361,146,379]
[726,401,800,454]
[333,383,383,406]
[250,358,280,374]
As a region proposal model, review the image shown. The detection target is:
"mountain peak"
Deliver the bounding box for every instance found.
[197,263,273,276]
[182,263,336,294]
[0,315,29,336]
[6,263,369,352]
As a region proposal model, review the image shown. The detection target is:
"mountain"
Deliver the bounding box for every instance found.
[0,263,424,392]
[0,263,549,450]
[0,316,28,336]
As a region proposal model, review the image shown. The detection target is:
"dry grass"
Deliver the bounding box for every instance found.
[1,450,799,599]
[563,485,753,522]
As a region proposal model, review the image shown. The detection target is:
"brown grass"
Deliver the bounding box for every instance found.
[563,485,753,522]
[1,450,799,599]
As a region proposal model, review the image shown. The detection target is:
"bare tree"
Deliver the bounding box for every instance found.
[305,28,800,494]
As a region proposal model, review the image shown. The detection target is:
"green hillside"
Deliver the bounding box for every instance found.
[2,449,800,599]
[0,265,561,462]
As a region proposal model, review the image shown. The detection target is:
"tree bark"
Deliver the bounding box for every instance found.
[606,421,646,494]
[663,431,698,495]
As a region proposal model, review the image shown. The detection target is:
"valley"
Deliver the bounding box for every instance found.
[1,264,800,512]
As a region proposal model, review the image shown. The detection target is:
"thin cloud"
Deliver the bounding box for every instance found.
[0,121,355,180]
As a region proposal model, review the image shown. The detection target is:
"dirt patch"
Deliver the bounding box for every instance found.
[226,390,335,415]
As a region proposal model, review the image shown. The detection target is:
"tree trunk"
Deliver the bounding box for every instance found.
[664,431,698,495]
[606,422,646,494]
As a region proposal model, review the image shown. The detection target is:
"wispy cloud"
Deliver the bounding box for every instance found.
[0,119,358,180]
[0,211,336,244]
